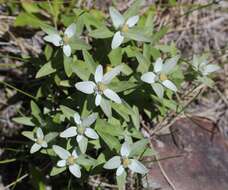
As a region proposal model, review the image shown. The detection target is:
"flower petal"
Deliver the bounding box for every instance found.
[162,80,177,91]
[151,83,164,99]
[95,94,102,106]
[85,128,99,139]
[64,23,76,38]
[103,156,121,169]
[203,64,220,75]
[100,98,112,118]
[109,7,125,29]
[104,89,121,104]
[111,31,124,49]
[30,143,41,154]
[36,128,44,139]
[69,164,81,178]
[41,141,48,148]
[128,159,148,174]
[102,65,122,84]
[57,159,66,167]
[60,127,77,138]
[162,56,180,74]
[141,72,156,84]
[154,58,163,73]
[94,65,103,83]
[126,15,139,28]
[76,134,83,143]
[78,135,88,154]
[74,112,82,125]
[72,150,78,158]
[44,34,62,46]
[82,113,98,127]
[120,142,131,157]
[63,44,71,57]
[52,145,70,160]
[116,165,125,176]
[75,81,96,94]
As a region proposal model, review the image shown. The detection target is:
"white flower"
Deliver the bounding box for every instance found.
[30,128,47,154]
[141,57,179,98]
[44,23,76,57]
[109,7,139,49]
[75,65,122,107]
[192,55,220,76]
[53,145,81,178]
[104,142,148,176]
[60,113,98,154]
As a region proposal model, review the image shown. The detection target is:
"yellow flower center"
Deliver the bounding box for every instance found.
[67,156,76,165]
[36,138,44,145]
[63,35,70,44]
[77,126,85,135]
[105,65,113,73]
[122,158,131,168]
[159,73,168,81]
[122,24,129,33]
[97,82,106,93]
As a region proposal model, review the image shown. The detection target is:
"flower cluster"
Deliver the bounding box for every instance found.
[20,4,220,189]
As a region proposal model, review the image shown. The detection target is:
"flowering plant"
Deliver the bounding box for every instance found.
[12,1,220,189]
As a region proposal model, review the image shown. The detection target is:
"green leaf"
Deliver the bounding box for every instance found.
[50,167,66,176]
[111,103,132,122]
[70,38,91,50]
[151,27,168,44]
[64,56,73,77]
[131,106,140,130]
[44,44,53,60]
[94,153,106,167]
[129,139,149,157]
[95,119,124,136]
[82,50,97,73]
[22,131,35,141]
[71,59,91,81]
[96,131,121,151]
[135,52,150,73]
[109,81,137,93]
[21,2,40,13]
[12,117,35,126]
[123,0,144,19]
[117,171,127,190]
[108,48,122,66]
[0,158,16,164]
[124,29,151,42]
[44,132,58,143]
[41,25,58,35]
[89,27,113,39]
[31,101,42,123]
[77,155,96,167]
[36,62,56,78]
[15,12,48,28]
[60,105,76,120]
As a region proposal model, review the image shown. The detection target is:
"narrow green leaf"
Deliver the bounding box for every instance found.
[64,56,73,77]
[22,131,35,141]
[31,101,42,123]
[50,167,66,176]
[0,158,17,164]
[60,105,76,120]
[12,117,35,126]
[82,50,97,73]
[89,27,113,39]
[36,62,56,78]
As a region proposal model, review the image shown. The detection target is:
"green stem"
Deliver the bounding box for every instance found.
[0,80,37,100]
